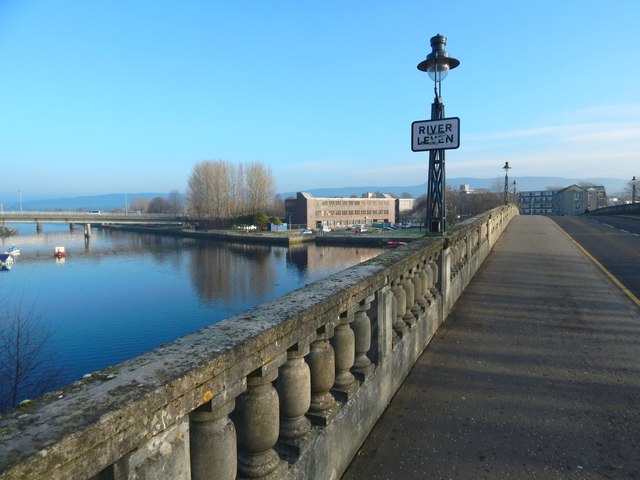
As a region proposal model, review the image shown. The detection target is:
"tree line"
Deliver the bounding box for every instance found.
[186,160,277,227]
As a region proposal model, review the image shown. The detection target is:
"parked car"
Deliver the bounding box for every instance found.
[302,229,313,235]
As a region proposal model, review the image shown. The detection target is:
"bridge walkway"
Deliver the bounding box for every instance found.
[342,215,640,479]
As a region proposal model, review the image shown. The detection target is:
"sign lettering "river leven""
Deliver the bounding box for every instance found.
[411,117,460,151]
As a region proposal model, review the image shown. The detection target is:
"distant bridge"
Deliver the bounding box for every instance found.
[0,211,187,224]
[0,211,188,236]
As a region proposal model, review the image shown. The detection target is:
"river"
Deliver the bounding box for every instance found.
[0,223,383,406]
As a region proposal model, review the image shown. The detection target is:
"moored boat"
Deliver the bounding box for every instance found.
[5,245,20,256]
[385,241,407,248]
[0,253,14,270]
[54,246,66,258]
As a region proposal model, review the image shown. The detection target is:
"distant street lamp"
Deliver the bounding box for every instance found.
[417,34,460,233]
[633,176,637,203]
[512,180,517,204]
[502,162,511,204]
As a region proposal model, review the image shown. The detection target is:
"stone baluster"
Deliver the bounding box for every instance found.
[429,260,440,298]
[331,310,358,401]
[390,278,408,337]
[418,260,434,305]
[410,268,426,317]
[276,341,312,456]
[352,295,375,380]
[190,379,246,480]
[234,355,287,479]
[401,272,417,327]
[307,323,340,425]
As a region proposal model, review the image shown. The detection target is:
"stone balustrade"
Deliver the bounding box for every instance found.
[0,205,518,480]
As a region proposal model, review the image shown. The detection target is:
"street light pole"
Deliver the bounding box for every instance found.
[503,162,511,204]
[633,176,637,203]
[417,34,459,233]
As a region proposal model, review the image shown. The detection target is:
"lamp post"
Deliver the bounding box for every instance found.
[512,180,517,204]
[633,176,637,203]
[18,190,23,212]
[502,162,511,204]
[417,34,459,233]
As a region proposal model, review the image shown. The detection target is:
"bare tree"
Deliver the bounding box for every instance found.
[167,190,184,214]
[245,161,275,214]
[129,197,150,213]
[0,298,56,413]
[187,159,276,225]
[147,196,171,213]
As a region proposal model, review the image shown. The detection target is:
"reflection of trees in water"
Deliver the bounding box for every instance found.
[190,243,277,305]
[0,298,62,413]
[101,231,188,270]
[287,245,382,275]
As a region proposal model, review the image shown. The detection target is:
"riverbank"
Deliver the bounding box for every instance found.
[98,224,421,247]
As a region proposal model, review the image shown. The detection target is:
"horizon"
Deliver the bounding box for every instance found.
[1,1,639,202]
[2,175,631,210]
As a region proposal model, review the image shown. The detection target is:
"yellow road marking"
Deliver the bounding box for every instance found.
[553,222,640,309]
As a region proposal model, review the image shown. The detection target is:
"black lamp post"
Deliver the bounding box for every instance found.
[512,180,517,204]
[417,34,459,233]
[633,176,637,204]
[502,162,511,204]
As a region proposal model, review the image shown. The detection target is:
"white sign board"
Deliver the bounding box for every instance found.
[411,117,460,151]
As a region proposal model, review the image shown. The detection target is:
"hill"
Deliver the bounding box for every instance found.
[4,177,628,211]
[280,177,628,199]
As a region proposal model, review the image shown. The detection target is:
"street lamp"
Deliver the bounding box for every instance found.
[417,34,459,233]
[633,176,637,203]
[502,162,511,204]
[512,180,517,204]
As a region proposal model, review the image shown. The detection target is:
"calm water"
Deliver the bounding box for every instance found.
[0,223,383,398]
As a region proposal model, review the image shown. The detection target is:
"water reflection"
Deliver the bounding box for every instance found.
[0,223,384,399]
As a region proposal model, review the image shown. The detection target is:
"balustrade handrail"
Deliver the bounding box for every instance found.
[0,205,519,480]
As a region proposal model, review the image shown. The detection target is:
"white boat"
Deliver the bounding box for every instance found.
[0,254,14,270]
[5,245,20,256]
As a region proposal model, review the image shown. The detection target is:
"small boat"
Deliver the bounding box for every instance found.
[385,241,407,248]
[0,253,14,270]
[54,246,66,258]
[5,245,20,256]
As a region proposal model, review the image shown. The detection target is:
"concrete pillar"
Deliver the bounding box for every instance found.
[390,278,408,337]
[190,398,238,480]
[84,223,92,238]
[36,222,42,232]
[401,273,416,327]
[410,269,426,317]
[418,261,433,305]
[331,310,358,400]
[376,286,394,361]
[234,366,287,480]
[306,324,339,426]
[69,223,76,232]
[276,342,311,450]
[352,295,374,379]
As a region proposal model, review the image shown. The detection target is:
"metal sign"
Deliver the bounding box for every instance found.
[411,117,460,151]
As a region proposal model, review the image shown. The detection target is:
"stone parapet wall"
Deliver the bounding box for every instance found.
[0,205,519,480]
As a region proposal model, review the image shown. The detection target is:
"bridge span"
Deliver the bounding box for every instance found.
[0,211,187,236]
[0,211,187,224]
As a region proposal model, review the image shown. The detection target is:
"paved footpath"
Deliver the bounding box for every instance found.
[342,215,640,480]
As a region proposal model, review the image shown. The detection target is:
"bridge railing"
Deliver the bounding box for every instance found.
[0,205,519,480]
[589,203,640,216]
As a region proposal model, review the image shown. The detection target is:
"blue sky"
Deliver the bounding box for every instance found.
[1,1,639,201]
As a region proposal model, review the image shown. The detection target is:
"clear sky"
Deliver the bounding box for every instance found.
[1,1,639,201]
